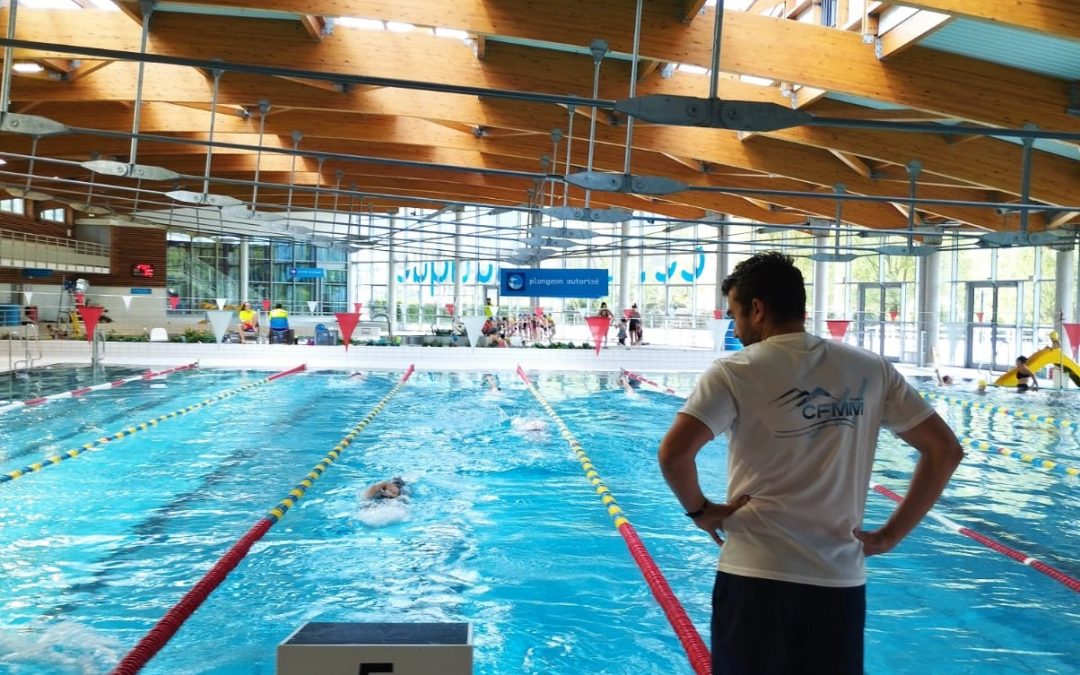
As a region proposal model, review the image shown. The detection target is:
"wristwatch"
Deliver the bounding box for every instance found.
[684,499,709,519]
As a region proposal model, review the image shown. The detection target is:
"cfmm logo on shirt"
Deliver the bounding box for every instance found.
[771,382,866,438]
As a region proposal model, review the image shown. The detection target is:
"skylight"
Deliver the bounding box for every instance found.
[87,0,120,10]
[435,27,469,41]
[12,63,44,73]
[385,21,416,33]
[336,17,385,31]
[19,0,80,8]
[677,63,710,76]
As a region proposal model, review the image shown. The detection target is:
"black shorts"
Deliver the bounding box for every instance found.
[711,571,865,675]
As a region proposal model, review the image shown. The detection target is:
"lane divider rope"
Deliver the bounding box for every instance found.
[0,364,306,486]
[516,365,711,675]
[111,365,416,675]
[622,368,682,396]
[920,390,1080,430]
[626,369,1080,592]
[872,482,1080,593]
[957,436,1080,478]
[0,362,200,416]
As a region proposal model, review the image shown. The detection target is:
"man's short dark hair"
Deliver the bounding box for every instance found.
[721,251,806,323]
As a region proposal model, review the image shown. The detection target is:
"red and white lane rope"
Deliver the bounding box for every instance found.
[871,483,1079,593]
[518,365,712,675]
[621,369,1080,594]
[0,362,199,416]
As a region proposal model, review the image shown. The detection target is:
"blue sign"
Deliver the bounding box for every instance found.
[22,268,53,278]
[129,288,153,295]
[288,267,325,280]
[500,268,609,298]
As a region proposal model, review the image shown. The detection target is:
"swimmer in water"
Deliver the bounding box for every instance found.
[363,476,407,501]
[484,374,501,392]
[511,416,547,432]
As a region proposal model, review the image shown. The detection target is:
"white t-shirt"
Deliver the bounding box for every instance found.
[680,332,933,587]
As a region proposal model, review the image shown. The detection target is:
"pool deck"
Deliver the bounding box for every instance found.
[8,338,973,384]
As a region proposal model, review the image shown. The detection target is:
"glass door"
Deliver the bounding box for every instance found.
[857,283,903,360]
[966,282,1020,370]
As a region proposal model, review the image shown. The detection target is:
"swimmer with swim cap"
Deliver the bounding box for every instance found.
[363,476,407,501]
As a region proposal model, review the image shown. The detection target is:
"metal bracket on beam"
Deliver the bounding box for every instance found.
[615,95,813,132]
[1068,82,1080,117]
[564,171,688,195]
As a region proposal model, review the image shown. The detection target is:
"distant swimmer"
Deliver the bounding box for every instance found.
[484,374,501,392]
[934,369,953,386]
[363,476,408,501]
[349,371,367,380]
[511,416,547,433]
[617,374,639,396]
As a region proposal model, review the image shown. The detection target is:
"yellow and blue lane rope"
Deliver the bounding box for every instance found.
[0,364,306,486]
[267,365,415,522]
[920,391,1080,430]
[958,436,1080,478]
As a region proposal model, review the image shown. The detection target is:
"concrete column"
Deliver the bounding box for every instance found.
[618,220,630,312]
[453,207,464,316]
[1056,248,1075,324]
[388,213,398,330]
[240,239,250,303]
[714,219,729,312]
[813,251,828,338]
[918,250,941,366]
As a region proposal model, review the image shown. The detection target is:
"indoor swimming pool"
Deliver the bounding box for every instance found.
[0,366,1076,674]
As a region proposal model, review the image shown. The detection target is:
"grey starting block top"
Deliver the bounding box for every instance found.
[283,623,471,646]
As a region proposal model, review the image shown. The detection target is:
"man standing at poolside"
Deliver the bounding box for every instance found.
[658,252,962,675]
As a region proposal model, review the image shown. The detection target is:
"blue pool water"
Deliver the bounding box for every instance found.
[0,368,1077,674]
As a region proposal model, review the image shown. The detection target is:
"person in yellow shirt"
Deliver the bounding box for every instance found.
[238,302,259,343]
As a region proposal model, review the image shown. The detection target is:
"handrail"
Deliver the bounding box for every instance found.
[370,311,393,341]
[0,226,109,256]
[91,326,107,368]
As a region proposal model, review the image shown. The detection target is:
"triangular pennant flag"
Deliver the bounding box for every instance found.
[168,296,180,310]
[22,291,32,304]
[463,316,488,348]
[709,318,732,351]
[122,295,133,309]
[207,310,234,344]
[262,298,271,311]
[585,316,610,356]
[1064,323,1080,359]
[215,297,226,310]
[826,319,852,340]
[307,300,318,313]
[354,302,363,315]
[335,312,360,351]
[77,306,104,343]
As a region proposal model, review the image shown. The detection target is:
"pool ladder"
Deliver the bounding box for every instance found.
[7,324,43,399]
[91,326,107,370]
[370,312,394,342]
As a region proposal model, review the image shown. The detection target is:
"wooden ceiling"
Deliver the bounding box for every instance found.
[0,0,1077,247]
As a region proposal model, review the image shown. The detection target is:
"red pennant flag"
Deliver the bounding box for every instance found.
[713,309,724,319]
[585,316,611,356]
[78,306,104,343]
[167,296,179,310]
[335,312,360,351]
[445,303,455,316]
[826,319,851,340]
[1063,323,1080,358]
[262,298,271,311]
[354,302,363,315]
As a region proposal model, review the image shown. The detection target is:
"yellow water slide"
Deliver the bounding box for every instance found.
[994,347,1080,387]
